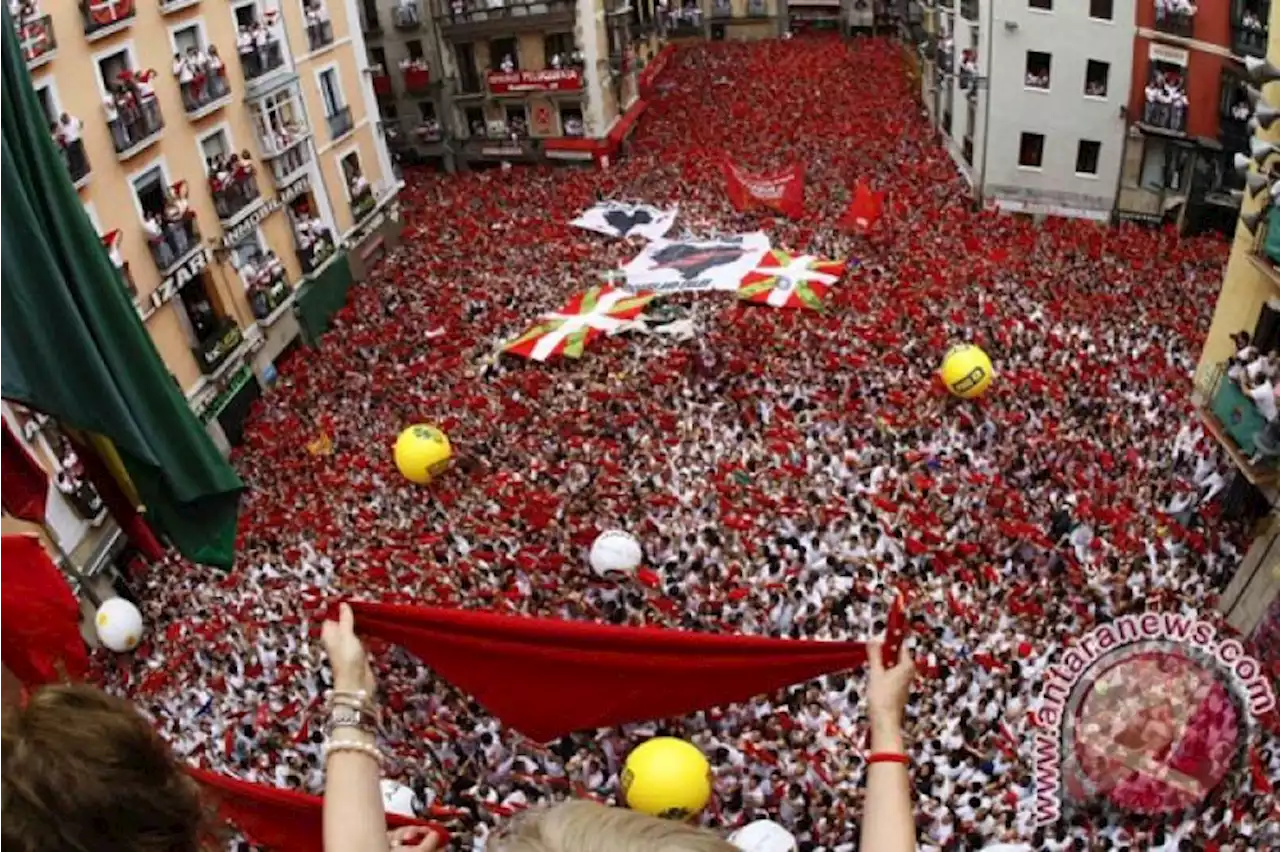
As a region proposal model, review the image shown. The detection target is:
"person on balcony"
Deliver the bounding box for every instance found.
[1227,330,1260,382]
[238,25,259,78]
[207,46,227,97]
[174,52,197,111]
[142,212,174,269]
[396,0,419,26]
[110,81,141,146]
[56,112,87,178]
[135,69,161,131]
[1243,8,1264,31]
[164,187,192,254]
[500,53,516,74]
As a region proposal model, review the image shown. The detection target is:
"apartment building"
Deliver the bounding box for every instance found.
[928,0,1135,222]
[1117,0,1269,233]
[14,0,399,453]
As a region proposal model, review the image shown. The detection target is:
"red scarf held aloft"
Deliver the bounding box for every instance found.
[0,535,88,687]
[190,768,450,852]
[349,600,908,743]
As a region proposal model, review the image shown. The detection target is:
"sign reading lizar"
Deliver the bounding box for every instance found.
[486,68,583,95]
[152,248,211,309]
[219,177,311,247]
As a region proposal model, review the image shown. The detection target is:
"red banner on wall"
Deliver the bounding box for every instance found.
[487,68,583,94]
[722,158,806,219]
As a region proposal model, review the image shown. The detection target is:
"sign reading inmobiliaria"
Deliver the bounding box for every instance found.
[1030,611,1275,827]
[722,159,805,219]
[487,68,583,95]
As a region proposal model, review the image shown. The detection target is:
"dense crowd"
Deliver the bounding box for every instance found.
[99,37,1278,850]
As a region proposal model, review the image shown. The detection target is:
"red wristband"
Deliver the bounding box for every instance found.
[868,752,910,765]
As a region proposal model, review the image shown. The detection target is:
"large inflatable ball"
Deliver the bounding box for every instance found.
[621,737,712,820]
[589,530,643,577]
[939,343,994,399]
[729,820,800,852]
[95,597,144,653]
[393,425,452,485]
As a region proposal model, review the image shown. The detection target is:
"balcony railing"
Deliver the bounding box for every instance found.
[1141,96,1188,134]
[747,0,767,16]
[1196,362,1280,483]
[210,171,262,223]
[16,13,56,68]
[107,95,165,159]
[81,0,136,40]
[350,186,376,223]
[1153,9,1194,38]
[393,2,422,28]
[710,0,730,18]
[327,105,354,140]
[240,35,285,84]
[159,0,202,14]
[437,0,575,30]
[297,227,336,276]
[403,65,431,93]
[265,140,310,188]
[248,270,293,322]
[372,68,393,97]
[178,69,231,117]
[1232,23,1268,59]
[59,138,92,187]
[663,12,702,36]
[147,215,200,274]
[414,120,443,143]
[306,20,334,52]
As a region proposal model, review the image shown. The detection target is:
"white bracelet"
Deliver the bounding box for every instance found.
[324,738,384,765]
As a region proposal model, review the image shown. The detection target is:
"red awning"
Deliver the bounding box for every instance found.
[607,98,648,147]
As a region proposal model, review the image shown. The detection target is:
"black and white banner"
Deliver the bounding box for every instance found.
[621,232,771,293]
[571,201,678,241]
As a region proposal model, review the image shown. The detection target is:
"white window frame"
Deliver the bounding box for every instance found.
[91,39,142,101]
[1075,140,1102,179]
[251,85,308,154]
[1017,132,1046,172]
[1083,59,1110,101]
[196,120,236,168]
[314,61,345,117]
[168,18,210,55]
[32,76,62,125]
[336,143,363,199]
[1024,50,1052,94]
[227,225,268,277]
[126,155,173,225]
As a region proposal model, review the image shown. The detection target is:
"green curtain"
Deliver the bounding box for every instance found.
[1266,206,1280,265]
[0,8,243,567]
[294,252,354,345]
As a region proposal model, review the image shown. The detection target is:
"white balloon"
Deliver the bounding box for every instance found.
[589,529,643,577]
[95,598,144,653]
[380,780,420,818]
[728,820,798,852]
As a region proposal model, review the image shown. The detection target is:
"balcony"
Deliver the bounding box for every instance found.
[1153,8,1194,39]
[710,0,730,18]
[82,0,135,41]
[248,268,294,323]
[1232,7,1269,59]
[1248,207,1280,293]
[350,185,377,224]
[57,137,92,188]
[393,1,423,29]
[193,318,245,377]
[326,105,354,140]
[178,69,231,120]
[147,215,201,275]
[1140,94,1188,134]
[414,119,444,143]
[663,11,702,37]
[436,0,575,40]
[240,34,285,89]
[107,96,165,160]
[15,13,56,69]
[297,226,336,276]
[210,170,262,225]
[402,62,431,93]
[306,19,335,52]
[747,0,767,17]
[264,138,311,189]
[159,0,202,13]
[372,66,393,98]
[1196,364,1280,486]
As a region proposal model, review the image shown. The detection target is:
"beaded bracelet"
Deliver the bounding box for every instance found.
[324,738,385,765]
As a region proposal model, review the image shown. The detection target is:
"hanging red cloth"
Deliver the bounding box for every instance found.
[190,768,449,852]
[838,181,886,232]
[0,535,88,686]
[348,602,883,743]
[1,419,49,524]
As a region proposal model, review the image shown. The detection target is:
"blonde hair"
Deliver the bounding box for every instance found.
[490,800,738,852]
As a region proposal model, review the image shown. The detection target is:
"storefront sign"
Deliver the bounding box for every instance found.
[487,68,583,95]
[152,248,210,309]
[219,177,311,247]
[481,144,526,158]
[1149,43,1189,66]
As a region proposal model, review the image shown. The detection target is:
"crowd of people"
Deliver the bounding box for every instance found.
[98,37,1278,850]
[207,151,261,221]
[101,69,163,154]
[172,45,230,113]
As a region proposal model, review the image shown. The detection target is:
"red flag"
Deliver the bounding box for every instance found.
[0,535,88,686]
[839,181,886,232]
[2,420,49,524]
[1249,746,1273,794]
[349,602,871,743]
[882,592,908,667]
[190,768,450,851]
[722,158,805,219]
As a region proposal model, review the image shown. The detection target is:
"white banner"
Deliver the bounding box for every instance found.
[621,232,771,294]
[571,201,678,241]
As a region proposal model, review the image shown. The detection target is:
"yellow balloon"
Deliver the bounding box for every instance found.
[393,424,452,485]
[622,738,712,820]
[939,343,994,399]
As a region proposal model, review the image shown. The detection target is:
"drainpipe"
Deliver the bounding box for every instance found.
[974,0,994,210]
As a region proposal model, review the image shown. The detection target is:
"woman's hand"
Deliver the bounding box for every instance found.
[322,603,376,695]
[867,639,915,751]
[387,826,441,851]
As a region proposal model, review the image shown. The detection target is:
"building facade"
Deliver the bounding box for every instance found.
[13,0,400,452]
[927,0,1135,222]
[1117,0,1269,232]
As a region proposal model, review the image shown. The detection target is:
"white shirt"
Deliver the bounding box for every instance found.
[1248,382,1278,421]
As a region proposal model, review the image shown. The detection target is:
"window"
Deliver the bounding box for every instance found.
[463,105,485,136]
[319,68,343,115]
[233,2,258,28]
[97,48,132,93]
[173,24,202,55]
[360,0,379,29]
[35,84,56,124]
[1076,140,1101,175]
[370,46,387,72]
[251,87,307,154]
[417,101,436,122]
[545,32,574,67]
[490,37,518,71]
[1085,60,1109,97]
[382,102,399,120]
[132,165,167,220]
[1025,51,1051,89]
[1028,0,1052,9]
[200,128,231,163]
[1018,132,1045,168]
[504,104,528,137]
[455,43,479,93]
[406,39,424,60]
[1089,0,1113,20]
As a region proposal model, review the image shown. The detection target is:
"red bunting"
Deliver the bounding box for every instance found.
[839,181,886,232]
[348,602,872,743]
[0,535,88,686]
[1,420,49,525]
[190,768,450,852]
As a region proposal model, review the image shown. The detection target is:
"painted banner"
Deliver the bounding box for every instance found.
[571,201,678,241]
[722,159,805,219]
[503,286,656,362]
[487,68,584,95]
[737,249,847,311]
[621,232,771,294]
